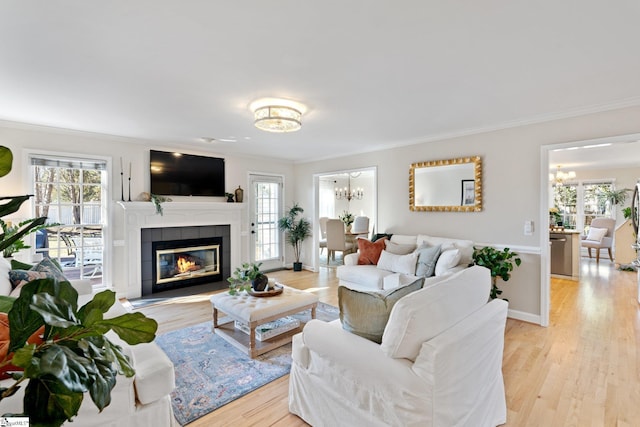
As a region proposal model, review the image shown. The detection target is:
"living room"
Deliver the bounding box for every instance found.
[1,2,640,426]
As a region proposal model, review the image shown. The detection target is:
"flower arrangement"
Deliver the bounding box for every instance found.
[339,211,354,227]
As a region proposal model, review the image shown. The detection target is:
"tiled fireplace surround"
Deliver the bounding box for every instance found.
[117,202,243,299]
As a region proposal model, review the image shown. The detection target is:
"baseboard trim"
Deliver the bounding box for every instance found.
[508,308,542,325]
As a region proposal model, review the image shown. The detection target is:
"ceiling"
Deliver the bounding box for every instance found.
[2,1,640,164]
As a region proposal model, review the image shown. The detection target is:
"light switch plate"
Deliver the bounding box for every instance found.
[524,220,534,236]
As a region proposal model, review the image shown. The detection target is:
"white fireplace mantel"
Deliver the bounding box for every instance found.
[116,201,244,299]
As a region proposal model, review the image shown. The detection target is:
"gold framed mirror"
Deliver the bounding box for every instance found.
[409,156,482,212]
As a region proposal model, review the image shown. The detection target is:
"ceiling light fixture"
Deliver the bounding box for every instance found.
[250,98,305,133]
[254,105,302,133]
[335,174,364,201]
[549,165,576,186]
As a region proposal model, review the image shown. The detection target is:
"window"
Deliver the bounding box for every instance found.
[31,155,107,284]
[552,180,614,232]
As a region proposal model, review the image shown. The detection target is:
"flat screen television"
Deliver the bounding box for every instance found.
[150,150,225,197]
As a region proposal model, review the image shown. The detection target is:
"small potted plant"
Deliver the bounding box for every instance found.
[472,246,522,300]
[278,203,312,271]
[339,210,354,232]
[227,262,268,294]
[224,192,235,203]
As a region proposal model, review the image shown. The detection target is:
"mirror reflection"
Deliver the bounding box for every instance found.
[410,156,482,212]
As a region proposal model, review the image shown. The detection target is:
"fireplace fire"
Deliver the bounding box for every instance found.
[151,236,223,293]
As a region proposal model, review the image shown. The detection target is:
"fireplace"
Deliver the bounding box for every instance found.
[140,225,231,296]
[153,237,222,292]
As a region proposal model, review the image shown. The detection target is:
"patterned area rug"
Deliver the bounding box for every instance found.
[155,302,339,426]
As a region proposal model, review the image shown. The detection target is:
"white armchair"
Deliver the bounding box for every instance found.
[581,217,616,262]
[289,266,508,427]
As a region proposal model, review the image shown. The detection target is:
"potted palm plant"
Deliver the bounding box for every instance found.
[278,203,311,271]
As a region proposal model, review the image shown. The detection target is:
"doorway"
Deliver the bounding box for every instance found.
[248,173,284,271]
[313,167,377,270]
[540,133,640,326]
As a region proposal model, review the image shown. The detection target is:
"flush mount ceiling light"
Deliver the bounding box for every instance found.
[250,98,305,133]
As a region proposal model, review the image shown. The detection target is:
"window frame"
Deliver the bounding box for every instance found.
[25,149,112,286]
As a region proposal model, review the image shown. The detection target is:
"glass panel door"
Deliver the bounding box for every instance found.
[249,174,283,271]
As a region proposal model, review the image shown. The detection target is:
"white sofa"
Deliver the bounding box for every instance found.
[289,266,508,427]
[337,234,474,291]
[0,257,176,427]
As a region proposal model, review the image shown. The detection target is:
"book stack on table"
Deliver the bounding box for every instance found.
[235,316,301,341]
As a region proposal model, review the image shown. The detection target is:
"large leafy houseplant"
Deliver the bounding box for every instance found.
[0,145,159,426]
[278,203,312,271]
[0,280,158,426]
[472,246,522,300]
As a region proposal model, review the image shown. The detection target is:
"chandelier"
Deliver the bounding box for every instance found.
[549,165,576,186]
[335,174,364,201]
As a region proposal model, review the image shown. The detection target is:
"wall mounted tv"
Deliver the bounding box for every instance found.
[150,150,225,197]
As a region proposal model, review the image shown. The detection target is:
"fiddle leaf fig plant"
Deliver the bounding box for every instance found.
[0,279,158,427]
[472,246,522,300]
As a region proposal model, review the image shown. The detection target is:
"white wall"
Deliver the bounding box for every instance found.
[0,123,295,291]
[292,105,640,322]
[3,104,640,319]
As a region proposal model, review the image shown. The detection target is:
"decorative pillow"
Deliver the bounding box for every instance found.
[8,270,50,297]
[0,312,45,379]
[338,278,424,343]
[434,248,461,276]
[8,257,69,297]
[371,233,393,242]
[586,227,608,242]
[32,257,67,282]
[384,240,417,255]
[376,250,418,275]
[357,238,387,265]
[415,244,441,277]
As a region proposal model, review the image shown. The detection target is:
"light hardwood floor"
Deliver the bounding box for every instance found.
[132,260,640,426]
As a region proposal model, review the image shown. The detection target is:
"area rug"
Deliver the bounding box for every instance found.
[155,302,339,426]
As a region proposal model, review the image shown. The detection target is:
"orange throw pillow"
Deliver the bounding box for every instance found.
[0,312,45,379]
[357,238,387,265]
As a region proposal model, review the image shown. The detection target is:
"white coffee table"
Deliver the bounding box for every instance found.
[210,285,319,358]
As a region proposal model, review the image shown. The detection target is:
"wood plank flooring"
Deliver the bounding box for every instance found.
[131,260,640,426]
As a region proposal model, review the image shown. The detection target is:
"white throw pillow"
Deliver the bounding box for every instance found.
[384,240,417,255]
[434,249,461,276]
[586,227,608,242]
[377,250,418,275]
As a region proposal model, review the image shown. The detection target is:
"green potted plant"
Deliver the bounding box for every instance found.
[0,145,159,426]
[472,246,522,300]
[227,262,268,294]
[278,203,312,272]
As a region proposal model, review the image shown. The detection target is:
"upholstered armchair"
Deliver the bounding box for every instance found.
[581,217,616,262]
[289,266,508,426]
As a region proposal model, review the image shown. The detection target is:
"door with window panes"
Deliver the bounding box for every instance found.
[249,174,283,271]
[31,155,106,285]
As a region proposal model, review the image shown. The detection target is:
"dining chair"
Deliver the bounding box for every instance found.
[319,217,329,254]
[351,216,370,237]
[326,219,355,264]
